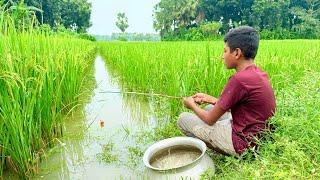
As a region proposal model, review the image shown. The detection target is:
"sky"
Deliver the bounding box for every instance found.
[88,0,160,35]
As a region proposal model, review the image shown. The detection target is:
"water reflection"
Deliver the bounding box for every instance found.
[35,56,159,179]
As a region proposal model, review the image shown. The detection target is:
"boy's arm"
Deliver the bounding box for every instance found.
[183,97,226,125]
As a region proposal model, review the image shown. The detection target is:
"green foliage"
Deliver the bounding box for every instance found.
[97,142,119,163]
[34,24,96,41]
[184,27,204,41]
[260,28,301,39]
[200,168,215,180]
[117,36,128,41]
[4,0,92,33]
[0,0,41,33]
[0,2,96,178]
[127,145,144,167]
[59,0,92,32]
[161,24,222,41]
[36,23,51,35]
[99,41,231,98]
[154,0,320,40]
[199,21,221,37]
[0,34,96,178]
[116,12,129,33]
[153,0,200,37]
[290,6,320,39]
[77,33,96,41]
[251,0,291,30]
[199,0,255,33]
[5,0,42,30]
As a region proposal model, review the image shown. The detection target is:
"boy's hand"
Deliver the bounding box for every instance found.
[192,93,206,104]
[183,97,197,109]
[192,93,218,104]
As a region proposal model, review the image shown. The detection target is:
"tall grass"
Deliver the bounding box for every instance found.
[0,10,96,179]
[99,40,320,178]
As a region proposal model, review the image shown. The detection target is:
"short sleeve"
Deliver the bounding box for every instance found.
[217,76,247,111]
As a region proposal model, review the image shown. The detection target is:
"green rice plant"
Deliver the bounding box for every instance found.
[99,41,231,115]
[0,12,96,178]
[99,40,320,95]
[99,40,320,178]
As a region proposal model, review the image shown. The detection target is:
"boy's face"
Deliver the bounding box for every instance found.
[222,43,237,69]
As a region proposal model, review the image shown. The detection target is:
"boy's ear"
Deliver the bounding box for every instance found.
[235,48,242,59]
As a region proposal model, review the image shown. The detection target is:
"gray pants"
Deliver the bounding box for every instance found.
[177,105,237,156]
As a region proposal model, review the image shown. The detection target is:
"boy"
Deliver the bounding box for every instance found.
[177,26,276,155]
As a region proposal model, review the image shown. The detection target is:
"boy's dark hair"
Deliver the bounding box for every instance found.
[224,26,259,59]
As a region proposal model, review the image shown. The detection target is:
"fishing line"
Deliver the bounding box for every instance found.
[99,90,184,99]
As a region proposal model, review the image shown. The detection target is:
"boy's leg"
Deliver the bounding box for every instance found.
[177,112,211,138]
[177,106,236,156]
[178,104,231,137]
[204,120,237,156]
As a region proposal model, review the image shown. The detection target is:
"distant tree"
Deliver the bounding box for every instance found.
[174,0,199,27]
[199,0,254,33]
[153,0,176,37]
[59,0,92,32]
[290,0,320,38]
[251,0,290,30]
[116,12,129,33]
[4,0,92,32]
[153,0,200,36]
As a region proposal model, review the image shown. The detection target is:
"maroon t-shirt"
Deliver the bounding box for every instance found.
[217,65,276,154]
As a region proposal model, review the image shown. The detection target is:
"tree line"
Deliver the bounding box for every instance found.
[3,0,92,33]
[153,0,320,40]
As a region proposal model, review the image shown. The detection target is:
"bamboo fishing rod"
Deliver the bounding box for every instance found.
[99,90,184,99]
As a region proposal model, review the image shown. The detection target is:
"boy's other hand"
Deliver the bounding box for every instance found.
[192,93,218,104]
[192,93,206,104]
[183,97,197,109]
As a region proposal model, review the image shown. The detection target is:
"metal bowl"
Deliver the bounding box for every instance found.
[143,137,215,179]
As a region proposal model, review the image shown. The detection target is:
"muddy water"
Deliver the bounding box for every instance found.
[34,56,160,179]
[150,145,202,170]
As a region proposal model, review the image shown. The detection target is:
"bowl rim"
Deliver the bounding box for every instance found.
[143,136,207,171]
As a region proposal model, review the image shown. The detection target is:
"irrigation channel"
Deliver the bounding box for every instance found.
[34,56,167,179]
